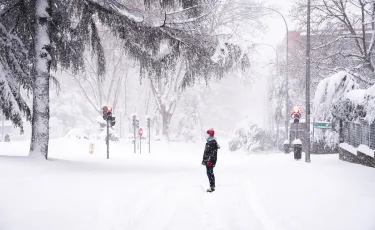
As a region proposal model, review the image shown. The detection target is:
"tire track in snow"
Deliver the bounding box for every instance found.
[241,169,286,230]
[120,175,190,230]
[97,176,172,230]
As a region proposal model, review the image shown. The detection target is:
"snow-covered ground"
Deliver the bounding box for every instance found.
[1,139,375,230]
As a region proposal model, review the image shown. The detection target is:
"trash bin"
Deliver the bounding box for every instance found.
[293,144,302,160]
[4,134,10,142]
[284,143,290,154]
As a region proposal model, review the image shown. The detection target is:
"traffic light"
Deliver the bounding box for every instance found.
[132,114,136,127]
[110,116,116,127]
[291,106,301,123]
[102,106,113,120]
[147,116,151,128]
[136,119,139,128]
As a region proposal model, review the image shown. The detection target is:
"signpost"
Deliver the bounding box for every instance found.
[132,115,137,153]
[313,122,332,129]
[147,116,151,153]
[139,128,143,154]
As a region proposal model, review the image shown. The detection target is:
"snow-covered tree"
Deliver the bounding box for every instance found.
[313,71,359,122]
[1,0,110,158]
[292,0,375,84]
[1,0,265,158]
[0,23,31,130]
[313,71,359,147]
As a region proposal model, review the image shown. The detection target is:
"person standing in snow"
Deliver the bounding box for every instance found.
[202,128,220,192]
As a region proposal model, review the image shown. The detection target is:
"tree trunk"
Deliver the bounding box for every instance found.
[162,111,172,139]
[29,0,51,159]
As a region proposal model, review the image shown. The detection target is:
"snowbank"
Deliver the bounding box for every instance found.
[339,142,357,155]
[339,143,374,157]
[357,144,374,157]
[1,139,375,230]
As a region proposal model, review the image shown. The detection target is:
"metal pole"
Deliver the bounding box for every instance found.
[276,119,279,150]
[1,113,4,142]
[312,117,315,153]
[305,0,311,163]
[120,111,122,139]
[296,122,298,139]
[107,118,110,159]
[247,7,289,139]
[140,133,142,154]
[286,30,289,141]
[149,125,151,153]
[252,43,279,137]
[261,7,290,141]
[134,122,136,153]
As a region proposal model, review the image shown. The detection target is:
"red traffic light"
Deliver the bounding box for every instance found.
[291,106,301,123]
[102,106,113,120]
[104,106,112,112]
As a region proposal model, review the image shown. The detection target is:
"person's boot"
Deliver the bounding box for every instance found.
[207,186,215,192]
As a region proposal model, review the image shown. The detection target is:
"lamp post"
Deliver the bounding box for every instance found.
[305,0,311,163]
[119,109,123,138]
[249,6,289,141]
[1,113,4,142]
[252,43,280,148]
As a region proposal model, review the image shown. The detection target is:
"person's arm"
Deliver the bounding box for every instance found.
[202,143,209,164]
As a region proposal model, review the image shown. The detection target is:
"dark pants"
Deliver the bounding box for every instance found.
[206,165,215,188]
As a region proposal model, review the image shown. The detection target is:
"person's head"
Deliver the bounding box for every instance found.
[206,128,215,140]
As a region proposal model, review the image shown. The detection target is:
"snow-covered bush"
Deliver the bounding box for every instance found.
[313,71,359,122]
[175,125,198,143]
[313,71,359,148]
[229,122,275,153]
[94,117,120,142]
[97,130,119,142]
[332,89,366,122]
[65,128,88,140]
[363,85,375,123]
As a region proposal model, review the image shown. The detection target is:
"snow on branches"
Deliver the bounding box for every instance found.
[0,23,31,129]
[313,71,359,122]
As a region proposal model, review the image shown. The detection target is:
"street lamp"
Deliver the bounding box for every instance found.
[252,43,280,148]
[119,109,123,138]
[251,7,290,141]
[305,0,312,163]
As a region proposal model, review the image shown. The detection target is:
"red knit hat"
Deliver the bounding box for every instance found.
[207,128,215,136]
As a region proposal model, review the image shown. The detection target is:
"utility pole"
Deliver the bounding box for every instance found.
[133,115,136,153]
[1,113,4,142]
[107,118,110,159]
[119,110,122,139]
[305,0,311,163]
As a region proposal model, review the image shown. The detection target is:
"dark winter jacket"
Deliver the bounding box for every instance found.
[202,138,220,166]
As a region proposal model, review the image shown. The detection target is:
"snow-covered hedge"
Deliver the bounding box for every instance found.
[228,122,276,153]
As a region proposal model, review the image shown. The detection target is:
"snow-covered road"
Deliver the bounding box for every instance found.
[1,139,375,230]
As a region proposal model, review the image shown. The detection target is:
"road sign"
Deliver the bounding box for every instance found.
[313,122,332,129]
[139,128,143,137]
